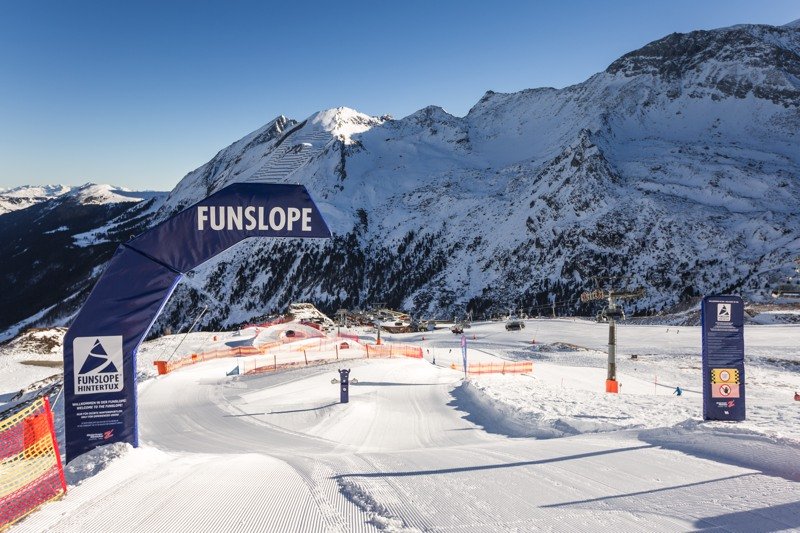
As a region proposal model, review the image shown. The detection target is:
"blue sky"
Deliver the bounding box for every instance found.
[1,1,798,191]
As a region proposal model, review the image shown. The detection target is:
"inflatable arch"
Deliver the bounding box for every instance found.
[63,183,331,461]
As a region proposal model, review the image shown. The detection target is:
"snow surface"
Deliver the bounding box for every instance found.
[66,183,157,205]
[3,319,799,531]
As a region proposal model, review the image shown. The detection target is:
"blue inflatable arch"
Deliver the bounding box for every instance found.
[63,183,331,461]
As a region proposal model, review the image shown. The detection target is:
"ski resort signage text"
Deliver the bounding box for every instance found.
[701,295,746,421]
[63,183,331,462]
[197,206,315,232]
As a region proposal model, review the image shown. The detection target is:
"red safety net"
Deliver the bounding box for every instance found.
[365,343,423,359]
[0,396,67,529]
[458,361,533,375]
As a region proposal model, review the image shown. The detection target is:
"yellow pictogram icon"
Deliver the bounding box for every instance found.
[711,368,739,384]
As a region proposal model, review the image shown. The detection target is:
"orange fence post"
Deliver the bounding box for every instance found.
[44,397,67,494]
[154,361,168,375]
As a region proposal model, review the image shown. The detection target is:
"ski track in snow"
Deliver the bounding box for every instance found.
[7,320,800,532]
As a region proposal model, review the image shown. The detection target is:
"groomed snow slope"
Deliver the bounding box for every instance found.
[9,320,800,532]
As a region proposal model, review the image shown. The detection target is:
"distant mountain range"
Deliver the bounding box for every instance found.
[2,20,799,339]
[0,185,75,215]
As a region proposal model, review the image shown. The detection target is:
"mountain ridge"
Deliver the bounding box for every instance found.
[2,20,799,336]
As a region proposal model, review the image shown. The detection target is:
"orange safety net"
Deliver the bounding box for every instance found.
[271,338,360,353]
[0,396,67,529]
[365,343,423,359]
[462,361,533,375]
[154,341,283,375]
[154,338,423,377]
[241,341,368,374]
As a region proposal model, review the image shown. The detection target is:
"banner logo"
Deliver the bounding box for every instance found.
[196,206,313,232]
[716,303,731,322]
[73,336,124,395]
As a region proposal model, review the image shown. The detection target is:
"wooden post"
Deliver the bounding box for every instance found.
[304,350,308,365]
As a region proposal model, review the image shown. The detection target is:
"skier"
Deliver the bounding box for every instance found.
[794,391,800,401]
[674,387,683,396]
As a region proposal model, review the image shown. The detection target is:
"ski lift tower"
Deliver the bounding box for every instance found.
[581,286,645,393]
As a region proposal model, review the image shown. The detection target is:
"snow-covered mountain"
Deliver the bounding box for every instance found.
[3,20,800,336]
[0,184,167,339]
[0,185,75,215]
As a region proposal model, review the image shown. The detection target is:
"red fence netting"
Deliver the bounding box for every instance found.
[0,396,67,529]
[455,361,533,375]
[154,334,423,377]
[365,343,423,359]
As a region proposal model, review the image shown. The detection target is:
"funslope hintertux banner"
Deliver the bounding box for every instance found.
[63,183,331,462]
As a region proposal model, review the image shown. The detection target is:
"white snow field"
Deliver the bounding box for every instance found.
[5,319,800,532]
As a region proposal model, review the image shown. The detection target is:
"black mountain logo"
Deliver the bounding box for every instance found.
[79,339,119,374]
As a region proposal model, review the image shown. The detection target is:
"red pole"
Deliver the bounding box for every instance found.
[44,396,67,494]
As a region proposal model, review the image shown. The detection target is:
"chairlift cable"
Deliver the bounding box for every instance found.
[164,305,209,364]
[50,383,65,410]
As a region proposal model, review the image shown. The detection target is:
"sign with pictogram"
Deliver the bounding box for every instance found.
[711,368,740,384]
[712,382,740,398]
[701,295,746,421]
[710,367,741,398]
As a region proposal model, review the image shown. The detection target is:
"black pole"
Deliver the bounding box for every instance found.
[608,318,616,381]
[339,369,350,403]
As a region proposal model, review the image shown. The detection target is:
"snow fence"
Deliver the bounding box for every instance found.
[154,336,423,377]
[154,341,283,374]
[451,361,533,375]
[365,343,423,359]
[0,396,67,529]
[239,341,423,374]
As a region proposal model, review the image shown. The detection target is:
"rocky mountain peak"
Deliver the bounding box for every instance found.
[605,23,800,106]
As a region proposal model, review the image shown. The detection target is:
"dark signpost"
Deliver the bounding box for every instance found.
[701,295,746,421]
[339,369,350,403]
